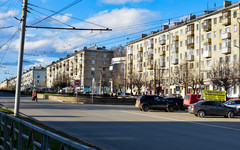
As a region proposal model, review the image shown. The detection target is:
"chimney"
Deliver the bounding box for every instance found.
[83,46,87,50]
[102,46,106,49]
[224,1,231,8]
[74,50,78,53]
[141,34,147,38]
[189,14,196,20]
[162,25,169,30]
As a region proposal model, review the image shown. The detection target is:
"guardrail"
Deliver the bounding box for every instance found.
[0,111,94,150]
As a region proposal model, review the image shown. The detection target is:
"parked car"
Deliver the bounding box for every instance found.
[135,95,175,112]
[183,94,201,108]
[119,93,131,98]
[224,99,240,112]
[165,97,184,110]
[188,100,238,118]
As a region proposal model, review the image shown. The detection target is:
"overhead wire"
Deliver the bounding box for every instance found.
[31,0,83,26]
[28,2,109,29]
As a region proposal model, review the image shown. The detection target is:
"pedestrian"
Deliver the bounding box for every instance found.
[32,90,38,102]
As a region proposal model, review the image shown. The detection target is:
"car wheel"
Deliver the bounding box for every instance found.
[197,110,205,118]
[167,106,174,112]
[142,105,149,112]
[227,111,234,118]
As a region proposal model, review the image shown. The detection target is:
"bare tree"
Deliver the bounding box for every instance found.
[132,72,144,95]
[52,74,72,91]
[110,45,126,57]
[208,63,236,95]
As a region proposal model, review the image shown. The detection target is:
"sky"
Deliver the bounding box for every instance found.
[0,0,239,82]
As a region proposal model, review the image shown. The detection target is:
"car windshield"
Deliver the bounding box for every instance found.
[184,95,190,100]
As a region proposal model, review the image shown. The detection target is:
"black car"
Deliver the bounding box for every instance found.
[165,97,184,110]
[188,100,238,118]
[135,95,175,112]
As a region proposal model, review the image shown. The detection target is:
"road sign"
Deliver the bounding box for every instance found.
[74,80,80,86]
[175,86,181,92]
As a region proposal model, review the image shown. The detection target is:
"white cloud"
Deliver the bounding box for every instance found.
[52,14,72,24]
[101,0,152,5]
[0,10,19,19]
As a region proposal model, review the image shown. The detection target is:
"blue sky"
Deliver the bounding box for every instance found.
[0,0,238,82]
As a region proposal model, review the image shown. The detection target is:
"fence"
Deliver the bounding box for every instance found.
[0,111,94,150]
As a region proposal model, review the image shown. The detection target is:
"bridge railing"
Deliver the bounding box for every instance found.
[0,111,94,150]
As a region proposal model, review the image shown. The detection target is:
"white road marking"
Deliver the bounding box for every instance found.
[122,111,240,132]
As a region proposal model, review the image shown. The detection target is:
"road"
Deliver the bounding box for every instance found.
[0,92,240,150]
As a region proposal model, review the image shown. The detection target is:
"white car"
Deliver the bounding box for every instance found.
[224,99,240,112]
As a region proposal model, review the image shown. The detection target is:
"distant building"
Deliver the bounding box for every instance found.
[109,57,126,93]
[46,46,114,94]
[0,79,9,90]
[21,67,46,91]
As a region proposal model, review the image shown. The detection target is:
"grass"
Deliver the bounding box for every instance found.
[0,107,101,150]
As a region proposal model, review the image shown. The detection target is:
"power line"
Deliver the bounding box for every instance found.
[31,0,83,25]
[28,2,109,29]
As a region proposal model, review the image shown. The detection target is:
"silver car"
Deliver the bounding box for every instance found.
[224,99,240,112]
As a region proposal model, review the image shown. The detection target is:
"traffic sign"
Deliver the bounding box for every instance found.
[175,86,181,92]
[74,80,80,86]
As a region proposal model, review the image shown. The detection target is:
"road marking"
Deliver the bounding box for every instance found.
[122,111,240,132]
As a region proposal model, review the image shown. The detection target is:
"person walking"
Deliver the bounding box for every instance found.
[32,90,38,102]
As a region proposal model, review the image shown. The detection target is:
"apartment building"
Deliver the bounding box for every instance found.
[46,46,114,93]
[20,67,46,91]
[0,79,9,90]
[126,1,240,98]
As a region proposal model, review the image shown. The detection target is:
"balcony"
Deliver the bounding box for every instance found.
[187,54,194,61]
[147,54,154,60]
[127,49,133,55]
[148,44,154,49]
[222,33,231,39]
[172,45,179,53]
[138,57,143,62]
[204,38,211,44]
[160,39,166,45]
[222,11,231,26]
[187,30,194,36]
[160,50,165,56]
[171,58,178,64]
[187,43,194,49]
[160,61,165,67]
[138,47,143,52]
[172,35,179,41]
[129,59,133,64]
[148,64,153,70]
[222,47,231,54]
[203,19,211,32]
[138,67,143,72]
[203,50,212,58]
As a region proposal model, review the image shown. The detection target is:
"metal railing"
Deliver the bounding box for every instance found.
[0,111,94,150]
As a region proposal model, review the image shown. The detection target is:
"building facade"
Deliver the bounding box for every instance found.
[46,46,114,94]
[126,1,240,98]
[0,79,9,90]
[21,67,46,91]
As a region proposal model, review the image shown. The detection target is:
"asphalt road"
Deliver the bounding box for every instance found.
[0,92,240,150]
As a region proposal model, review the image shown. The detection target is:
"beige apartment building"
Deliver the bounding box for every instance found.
[46,46,114,93]
[126,1,240,98]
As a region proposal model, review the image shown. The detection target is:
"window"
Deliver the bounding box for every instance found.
[219,43,222,50]
[196,36,199,43]
[225,27,230,33]
[91,67,95,71]
[207,59,211,67]
[196,24,199,30]
[103,54,107,58]
[234,40,237,47]
[213,31,216,38]
[214,18,217,24]
[219,16,223,23]
[91,54,95,58]
[190,63,194,69]
[234,25,237,32]
[202,35,204,40]
[207,33,211,38]
[225,55,230,63]
[219,29,222,35]
[219,57,223,64]
[233,11,237,18]
[233,54,237,62]
[91,60,95,64]
[214,45,216,51]
[180,41,182,47]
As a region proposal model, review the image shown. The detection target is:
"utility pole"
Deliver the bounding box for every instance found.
[14,0,28,116]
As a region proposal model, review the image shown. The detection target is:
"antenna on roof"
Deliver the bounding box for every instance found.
[207,0,209,11]
[214,3,216,10]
